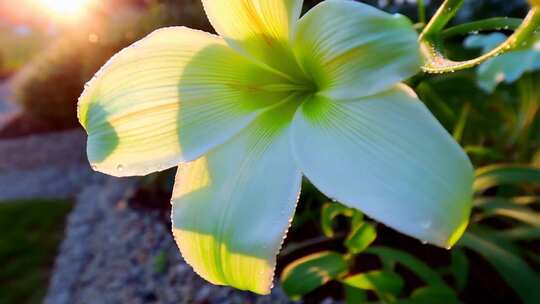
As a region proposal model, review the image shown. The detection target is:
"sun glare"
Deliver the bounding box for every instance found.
[36,0,92,18]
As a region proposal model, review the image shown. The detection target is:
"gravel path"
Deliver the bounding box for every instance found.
[45,177,296,304]
[0,80,19,130]
[0,80,18,113]
[0,129,102,201]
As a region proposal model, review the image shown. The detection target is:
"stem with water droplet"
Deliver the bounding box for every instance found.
[419,0,540,74]
[441,17,523,39]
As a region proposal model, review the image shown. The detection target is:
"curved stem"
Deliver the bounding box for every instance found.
[419,0,540,74]
[441,17,523,39]
[420,0,464,38]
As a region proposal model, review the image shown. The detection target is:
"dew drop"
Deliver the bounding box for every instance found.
[91,164,98,171]
[495,72,505,83]
[421,219,432,229]
[117,164,124,171]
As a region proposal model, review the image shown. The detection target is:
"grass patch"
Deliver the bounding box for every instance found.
[0,199,72,304]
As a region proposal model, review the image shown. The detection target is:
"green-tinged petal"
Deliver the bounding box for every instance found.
[79,27,289,177]
[171,102,302,294]
[201,0,305,78]
[291,85,474,248]
[294,0,422,99]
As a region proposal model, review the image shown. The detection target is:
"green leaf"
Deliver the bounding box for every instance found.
[366,247,448,287]
[474,199,540,226]
[464,145,504,160]
[345,223,377,254]
[281,251,348,300]
[344,285,368,304]
[450,248,469,291]
[474,164,540,193]
[398,286,460,304]
[443,18,521,39]
[452,103,471,143]
[459,232,540,304]
[343,270,404,302]
[292,85,473,248]
[496,226,540,240]
[321,202,357,238]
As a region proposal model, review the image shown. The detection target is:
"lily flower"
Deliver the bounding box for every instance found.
[78,0,474,294]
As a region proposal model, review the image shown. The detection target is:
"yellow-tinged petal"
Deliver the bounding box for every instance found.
[291,85,474,248]
[171,101,301,294]
[79,27,290,177]
[294,0,422,99]
[201,0,305,78]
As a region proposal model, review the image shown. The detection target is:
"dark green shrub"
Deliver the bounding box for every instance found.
[12,1,208,127]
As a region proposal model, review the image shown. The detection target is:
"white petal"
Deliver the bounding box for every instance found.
[202,0,304,78]
[79,27,289,176]
[171,102,302,294]
[294,0,422,99]
[291,85,474,247]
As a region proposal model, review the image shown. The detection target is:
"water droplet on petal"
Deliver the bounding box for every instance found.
[421,219,432,229]
[495,72,505,83]
[117,164,124,171]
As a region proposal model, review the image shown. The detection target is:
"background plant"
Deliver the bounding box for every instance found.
[277,1,540,302]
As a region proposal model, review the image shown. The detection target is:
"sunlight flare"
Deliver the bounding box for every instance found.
[36,0,92,18]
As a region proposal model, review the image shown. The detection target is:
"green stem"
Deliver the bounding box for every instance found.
[420,0,465,38]
[441,17,523,39]
[419,0,540,74]
[417,0,426,24]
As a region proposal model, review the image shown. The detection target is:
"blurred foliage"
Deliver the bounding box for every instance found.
[0,23,48,76]
[0,199,71,304]
[11,0,209,127]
